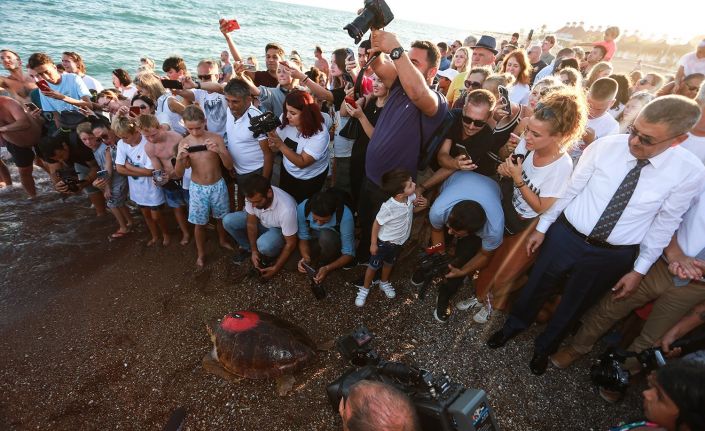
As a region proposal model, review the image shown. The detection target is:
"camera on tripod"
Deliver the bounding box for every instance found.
[327,326,500,431]
[344,0,394,44]
[248,111,282,138]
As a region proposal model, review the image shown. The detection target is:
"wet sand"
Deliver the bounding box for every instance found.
[0,166,645,430]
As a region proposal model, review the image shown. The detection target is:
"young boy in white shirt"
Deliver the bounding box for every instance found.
[569,77,619,162]
[355,169,427,307]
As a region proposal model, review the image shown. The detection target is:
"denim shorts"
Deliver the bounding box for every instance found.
[164,187,189,208]
[368,239,402,270]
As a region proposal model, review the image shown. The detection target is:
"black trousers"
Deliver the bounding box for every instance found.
[279,166,328,204]
[437,235,483,310]
[502,218,638,354]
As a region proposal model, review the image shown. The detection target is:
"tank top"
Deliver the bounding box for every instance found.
[156,94,186,135]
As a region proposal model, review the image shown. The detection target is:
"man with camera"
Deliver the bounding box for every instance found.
[487,96,705,376]
[339,380,420,431]
[355,29,448,262]
[414,171,504,322]
[39,131,100,197]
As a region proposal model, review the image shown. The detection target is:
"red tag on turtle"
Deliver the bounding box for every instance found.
[221,311,259,332]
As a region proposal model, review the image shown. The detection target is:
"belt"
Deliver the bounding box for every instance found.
[559,214,638,250]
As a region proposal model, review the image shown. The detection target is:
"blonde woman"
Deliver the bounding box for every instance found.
[133,72,186,134]
[451,47,471,74]
[584,61,613,89]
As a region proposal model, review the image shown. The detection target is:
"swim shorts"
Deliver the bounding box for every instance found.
[6,143,35,168]
[188,177,228,225]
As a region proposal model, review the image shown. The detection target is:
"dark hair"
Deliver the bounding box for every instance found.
[512,32,520,38]
[265,43,285,57]
[591,45,607,60]
[111,68,132,87]
[314,45,323,54]
[27,52,53,69]
[224,78,251,99]
[131,94,155,109]
[609,74,631,108]
[359,39,371,50]
[306,67,325,86]
[655,361,705,431]
[381,169,412,197]
[162,56,186,73]
[89,115,111,131]
[0,49,20,62]
[555,58,579,73]
[282,90,324,138]
[39,132,70,161]
[241,174,271,197]
[332,48,349,89]
[447,200,486,233]
[411,40,441,69]
[437,42,449,52]
[308,190,339,217]
[544,35,556,45]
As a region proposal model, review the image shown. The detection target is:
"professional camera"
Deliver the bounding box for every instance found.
[248,111,281,138]
[327,326,500,431]
[590,346,667,394]
[344,0,394,44]
[416,248,452,300]
[57,167,80,193]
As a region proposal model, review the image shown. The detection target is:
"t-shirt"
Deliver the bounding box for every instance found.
[275,124,329,179]
[429,171,504,251]
[333,113,355,158]
[678,52,705,76]
[115,136,165,206]
[509,83,530,105]
[191,89,228,137]
[94,144,127,190]
[681,133,705,165]
[296,201,355,256]
[244,186,298,236]
[365,80,448,186]
[252,71,278,88]
[530,61,548,85]
[226,104,266,175]
[569,112,620,161]
[512,139,574,219]
[593,40,616,61]
[81,74,104,93]
[439,57,451,71]
[540,52,555,66]
[39,73,91,112]
[258,86,288,119]
[376,194,415,245]
[446,71,468,107]
[156,94,186,135]
[446,121,498,177]
[121,86,138,100]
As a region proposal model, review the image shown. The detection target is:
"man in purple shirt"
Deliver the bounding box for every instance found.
[355,30,448,261]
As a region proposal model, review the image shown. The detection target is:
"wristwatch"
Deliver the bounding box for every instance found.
[389,47,404,60]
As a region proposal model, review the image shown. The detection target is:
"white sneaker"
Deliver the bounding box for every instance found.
[473,305,491,324]
[456,296,480,311]
[378,281,396,299]
[355,287,370,307]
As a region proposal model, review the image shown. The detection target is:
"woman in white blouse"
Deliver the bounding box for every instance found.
[501,50,532,106]
[267,90,330,203]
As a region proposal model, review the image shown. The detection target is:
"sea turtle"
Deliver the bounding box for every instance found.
[203,310,318,395]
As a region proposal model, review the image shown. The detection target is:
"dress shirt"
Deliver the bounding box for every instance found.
[676,188,705,260]
[537,134,705,275]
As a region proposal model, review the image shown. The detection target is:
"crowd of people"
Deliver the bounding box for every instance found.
[2,19,705,430]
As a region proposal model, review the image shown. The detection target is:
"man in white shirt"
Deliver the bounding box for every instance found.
[569,78,620,162]
[177,60,228,138]
[222,174,298,280]
[533,47,576,84]
[680,82,705,163]
[675,39,705,92]
[487,96,705,376]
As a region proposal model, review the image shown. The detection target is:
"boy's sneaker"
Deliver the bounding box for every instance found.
[355,287,370,307]
[353,276,379,289]
[473,305,491,324]
[378,281,396,299]
[232,249,250,265]
[456,296,480,311]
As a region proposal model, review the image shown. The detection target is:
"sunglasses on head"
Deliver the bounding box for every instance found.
[464,80,482,89]
[462,116,486,127]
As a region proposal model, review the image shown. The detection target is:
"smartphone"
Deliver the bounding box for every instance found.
[186,145,207,153]
[24,102,39,111]
[345,48,355,62]
[36,79,51,91]
[96,170,109,179]
[224,19,240,32]
[161,79,183,90]
[527,29,534,43]
[129,106,141,116]
[344,97,357,109]
[243,64,256,71]
[301,261,317,279]
[454,144,470,159]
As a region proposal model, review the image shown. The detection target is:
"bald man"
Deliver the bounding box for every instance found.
[339,380,420,431]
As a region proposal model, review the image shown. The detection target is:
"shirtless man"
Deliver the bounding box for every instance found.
[0,96,42,196]
[313,46,330,78]
[0,50,36,104]
[140,114,191,245]
[174,105,234,267]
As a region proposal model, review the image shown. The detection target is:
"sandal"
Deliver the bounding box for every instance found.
[111,230,130,239]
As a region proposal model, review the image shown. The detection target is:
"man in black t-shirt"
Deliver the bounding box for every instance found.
[418,89,498,193]
[39,131,99,197]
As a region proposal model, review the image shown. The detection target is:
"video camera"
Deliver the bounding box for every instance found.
[327,326,500,431]
[416,248,452,300]
[248,111,281,138]
[344,0,394,44]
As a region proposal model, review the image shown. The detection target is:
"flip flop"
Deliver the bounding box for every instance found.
[111,230,130,239]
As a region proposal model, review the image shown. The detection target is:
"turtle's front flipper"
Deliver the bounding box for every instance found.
[276,375,296,396]
[202,354,242,383]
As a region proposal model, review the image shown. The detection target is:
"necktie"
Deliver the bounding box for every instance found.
[589,159,649,242]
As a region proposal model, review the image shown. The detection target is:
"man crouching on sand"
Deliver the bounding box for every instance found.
[174,105,234,267]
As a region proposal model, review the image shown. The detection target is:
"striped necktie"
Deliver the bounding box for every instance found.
[589,159,650,242]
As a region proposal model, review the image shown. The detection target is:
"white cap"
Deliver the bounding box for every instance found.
[437,68,459,81]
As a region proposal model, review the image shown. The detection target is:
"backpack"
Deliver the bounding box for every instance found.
[303,188,353,233]
[417,107,463,171]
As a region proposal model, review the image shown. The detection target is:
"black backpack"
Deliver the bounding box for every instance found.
[303,188,353,233]
[417,108,463,171]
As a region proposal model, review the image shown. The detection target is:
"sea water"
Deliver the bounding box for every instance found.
[1,0,474,84]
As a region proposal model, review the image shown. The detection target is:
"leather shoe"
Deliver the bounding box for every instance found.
[487,329,514,349]
[529,351,549,375]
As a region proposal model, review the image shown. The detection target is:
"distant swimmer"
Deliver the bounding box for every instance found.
[0,95,43,197]
[0,49,37,104]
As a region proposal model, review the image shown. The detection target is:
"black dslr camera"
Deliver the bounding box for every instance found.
[327,326,500,431]
[344,0,394,44]
[57,167,80,193]
[590,346,666,394]
[248,111,281,138]
[416,249,452,300]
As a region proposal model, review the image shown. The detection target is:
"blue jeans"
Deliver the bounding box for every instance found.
[222,211,285,258]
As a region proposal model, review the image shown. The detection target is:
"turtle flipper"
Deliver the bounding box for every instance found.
[202,354,242,383]
[275,375,296,396]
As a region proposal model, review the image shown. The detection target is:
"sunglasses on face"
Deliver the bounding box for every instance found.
[197,74,215,80]
[462,116,486,127]
[627,125,680,146]
[464,80,482,89]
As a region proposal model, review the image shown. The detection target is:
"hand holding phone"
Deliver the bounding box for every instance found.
[129,106,141,116]
[36,80,51,92]
[161,79,183,90]
[24,102,39,112]
[186,145,208,153]
[454,143,470,160]
[344,97,358,109]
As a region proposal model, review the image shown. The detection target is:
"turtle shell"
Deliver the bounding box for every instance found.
[211,310,316,379]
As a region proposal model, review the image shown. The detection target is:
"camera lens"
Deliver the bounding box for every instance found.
[344,8,376,44]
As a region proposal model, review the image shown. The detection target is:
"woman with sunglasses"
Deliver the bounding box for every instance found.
[630,72,665,95]
[133,72,186,135]
[656,73,705,100]
[467,87,586,322]
[448,66,492,109]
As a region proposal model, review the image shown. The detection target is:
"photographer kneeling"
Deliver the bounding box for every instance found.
[412,171,504,322]
[40,131,101,201]
[339,380,420,431]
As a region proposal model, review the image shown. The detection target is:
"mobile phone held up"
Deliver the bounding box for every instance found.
[96,170,109,179]
[24,102,39,112]
[345,48,355,62]
[344,97,357,109]
[36,79,51,92]
[186,145,208,153]
[221,18,240,32]
[161,79,183,90]
[129,106,141,116]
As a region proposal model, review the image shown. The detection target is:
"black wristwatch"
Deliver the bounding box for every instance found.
[389,47,404,60]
